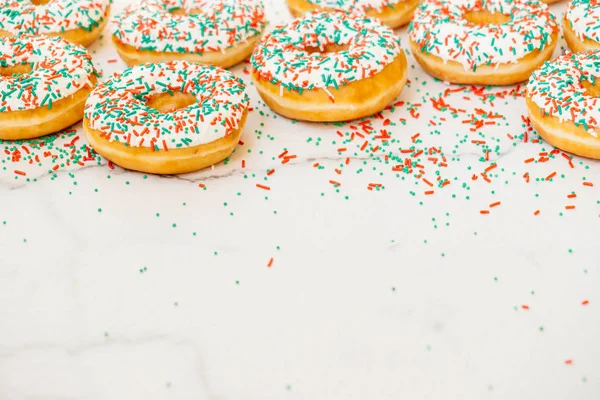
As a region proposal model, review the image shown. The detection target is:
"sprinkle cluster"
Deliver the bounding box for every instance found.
[528,51,600,135]
[0,0,110,35]
[566,0,600,44]
[409,0,557,70]
[113,0,267,54]
[251,10,402,93]
[0,35,96,112]
[303,0,406,12]
[85,61,249,150]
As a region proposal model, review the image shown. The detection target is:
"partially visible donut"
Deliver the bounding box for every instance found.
[564,0,600,53]
[0,35,97,140]
[84,61,249,174]
[409,0,558,85]
[527,51,600,159]
[251,11,407,122]
[285,0,421,28]
[0,0,111,47]
[112,0,267,68]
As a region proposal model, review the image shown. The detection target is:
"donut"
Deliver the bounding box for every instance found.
[112,0,267,68]
[83,61,249,174]
[0,35,97,141]
[0,0,111,47]
[526,51,600,159]
[285,0,421,28]
[408,0,558,85]
[250,11,407,122]
[564,0,600,53]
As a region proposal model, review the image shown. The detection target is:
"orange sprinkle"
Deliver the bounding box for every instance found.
[278,150,288,159]
[337,148,347,152]
[256,184,270,191]
[534,210,540,216]
[329,180,341,186]
[267,169,275,176]
[524,158,534,163]
[546,172,556,181]
[489,201,501,208]
[241,160,246,168]
[480,210,490,214]
[583,182,594,187]
[267,258,274,268]
[424,190,434,195]
[565,360,573,365]
[567,193,577,199]
[484,163,497,173]
[423,178,433,187]
[522,305,529,310]
[582,300,589,305]
[198,183,206,189]
[565,205,575,210]
[313,163,320,168]
[14,170,26,176]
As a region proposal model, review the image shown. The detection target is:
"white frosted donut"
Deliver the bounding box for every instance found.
[251,10,408,122]
[408,0,558,85]
[0,0,111,47]
[285,0,422,28]
[564,0,600,53]
[84,61,250,174]
[112,0,268,68]
[0,35,97,140]
[527,51,600,160]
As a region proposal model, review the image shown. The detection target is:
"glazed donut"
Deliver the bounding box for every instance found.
[564,0,600,53]
[112,0,267,68]
[285,0,421,28]
[0,0,110,47]
[409,0,558,85]
[251,11,407,122]
[83,61,249,174]
[0,35,97,141]
[527,51,600,159]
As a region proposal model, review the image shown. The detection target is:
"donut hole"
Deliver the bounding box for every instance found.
[463,10,511,26]
[168,7,201,16]
[147,92,196,113]
[304,43,350,55]
[31,0,51,5]
[582,80,600,98]
[0,63,33,77]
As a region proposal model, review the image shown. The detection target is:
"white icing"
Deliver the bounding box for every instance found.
[0,0,110,34]
[0,35,96,112]
[251,11,402,92]
[84,61,249,149]
[409,0,557,70]
[566,0,600,44]
[305,0,407,12]
[528,52,600,133]
[112,0,267,54]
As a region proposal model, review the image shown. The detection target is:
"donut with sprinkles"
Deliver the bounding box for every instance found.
[527,51,600,159]
[0,35,97,140]
[409,0,558,85]
[112,0,267,68]
[564,0,600,53]
[84,61,249,174]
[251,10,407,122]
[0,0,111,47]
[285,0,422,28]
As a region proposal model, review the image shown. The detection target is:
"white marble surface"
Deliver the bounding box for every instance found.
[1,1,600,399]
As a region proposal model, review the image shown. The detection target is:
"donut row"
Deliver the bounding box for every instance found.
[1,0,600,176]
